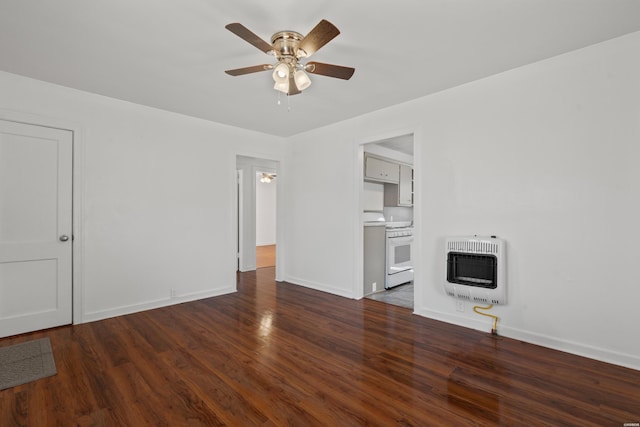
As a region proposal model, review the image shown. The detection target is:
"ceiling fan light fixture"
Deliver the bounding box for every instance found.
[294,70,311,91]
[274,80,289,93]
[260,173,276,183]
[272,62,289,83]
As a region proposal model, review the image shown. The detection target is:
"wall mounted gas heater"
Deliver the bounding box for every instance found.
[444,236,506,304]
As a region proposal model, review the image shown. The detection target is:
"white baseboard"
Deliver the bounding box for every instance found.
[414,307,490,333]
[81,286,236,324]
[284,275,354,299]
[499,325,640,371]
[415,307,640,372]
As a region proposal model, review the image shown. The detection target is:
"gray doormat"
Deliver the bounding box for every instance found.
[0,337,57,390]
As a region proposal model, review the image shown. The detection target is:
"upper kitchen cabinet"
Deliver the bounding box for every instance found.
[384,164,413,207]
[364,153,400,184]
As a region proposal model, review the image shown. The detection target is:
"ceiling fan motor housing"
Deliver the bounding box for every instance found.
[271,31,305,61]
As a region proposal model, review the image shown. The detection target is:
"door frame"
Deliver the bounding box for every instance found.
[236,168,244,271]
[354,127,420,305]
[234,153,283,281]
[0,109,85,325]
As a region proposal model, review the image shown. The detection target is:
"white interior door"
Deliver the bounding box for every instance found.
[0,120,73,338]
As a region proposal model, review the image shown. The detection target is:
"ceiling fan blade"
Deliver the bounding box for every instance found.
[297,19,340,58]
[305,62,355,80]
[225,23,273,53]
[225,64,273,76]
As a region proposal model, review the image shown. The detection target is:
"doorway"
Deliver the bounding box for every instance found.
[236,156,279,272]
[0,120,73,337]
[361,134,415,309]
[255,170,276,268]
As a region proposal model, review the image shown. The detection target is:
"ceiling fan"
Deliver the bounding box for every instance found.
[224,19,355,96]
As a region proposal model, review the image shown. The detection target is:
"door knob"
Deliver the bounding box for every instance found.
[59,235,70,242]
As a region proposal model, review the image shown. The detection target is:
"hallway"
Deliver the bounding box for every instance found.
[256,244,275,268]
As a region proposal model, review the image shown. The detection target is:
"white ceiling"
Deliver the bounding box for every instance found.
[2,1,640,137]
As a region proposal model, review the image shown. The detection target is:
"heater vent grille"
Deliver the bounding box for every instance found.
[445,236,507,305]
[446,290,502,305]
[447,239,500,255]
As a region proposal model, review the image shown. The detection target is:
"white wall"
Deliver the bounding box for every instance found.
[283,132,360,297]
[0,71,285,322]
[255,173,277,246]
[284,31,640,370]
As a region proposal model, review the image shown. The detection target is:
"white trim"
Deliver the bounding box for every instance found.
[285,275,355,299]
[236,168,244,272]
[82,287,236,323]
[353,142,365,299]
[499,325,640,371]
[234,151,283,280]
[411,126,423,317]
[416,307,640,371]
[415,307,490,332]
[0,108,85,325]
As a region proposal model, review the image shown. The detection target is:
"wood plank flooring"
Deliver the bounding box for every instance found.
[1,267,639,426]
[256,244,275,269]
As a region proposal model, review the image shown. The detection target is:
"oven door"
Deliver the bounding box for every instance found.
[386,235,413,274]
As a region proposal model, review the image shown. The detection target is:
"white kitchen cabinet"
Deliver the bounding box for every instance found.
[384,164,413,206]
[364,154,399,183]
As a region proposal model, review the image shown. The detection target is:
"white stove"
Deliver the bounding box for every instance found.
[363,213,414,289]
[385,223,414,289]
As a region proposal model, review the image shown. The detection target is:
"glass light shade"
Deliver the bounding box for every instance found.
[273,80,289,93]
[272,63,289,83]
[294,70,311,91]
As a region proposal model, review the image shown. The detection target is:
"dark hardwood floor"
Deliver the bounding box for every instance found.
[1,267,639,426]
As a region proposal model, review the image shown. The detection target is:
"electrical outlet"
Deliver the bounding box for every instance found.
[456,300,465,312]
[372,282,377,292]
[170,289,177,298]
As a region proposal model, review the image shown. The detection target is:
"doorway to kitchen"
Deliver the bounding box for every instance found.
[361,134,415,309]
[236,155,279,273]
